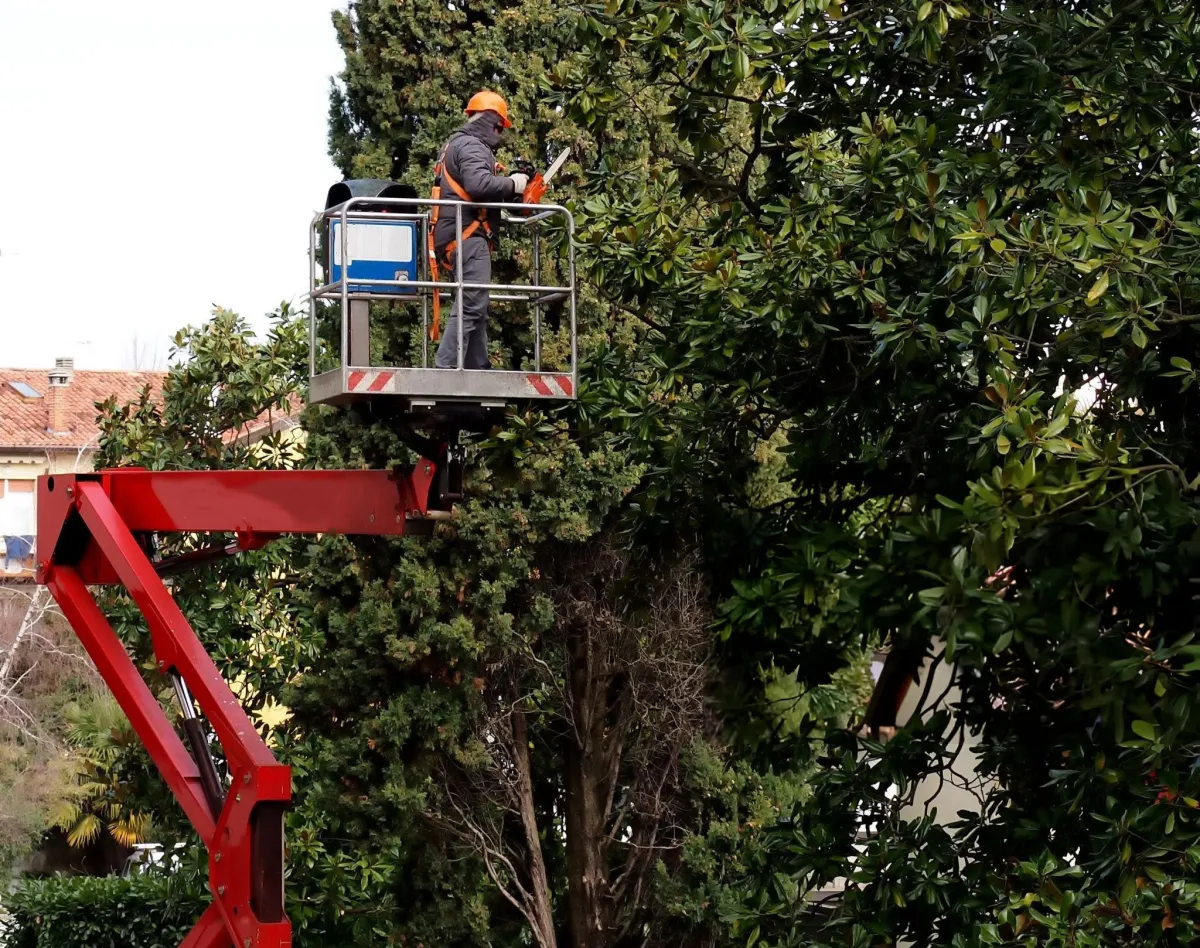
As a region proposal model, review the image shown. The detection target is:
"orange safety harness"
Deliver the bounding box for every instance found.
[428,150,494,341]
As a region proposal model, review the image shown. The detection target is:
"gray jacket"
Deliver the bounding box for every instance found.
[433,117,517,253]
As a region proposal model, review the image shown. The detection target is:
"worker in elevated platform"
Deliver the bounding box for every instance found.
[431,91,529,369]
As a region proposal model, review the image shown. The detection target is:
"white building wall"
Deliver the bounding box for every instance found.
[895,643,988,827]
[0,450,97,575]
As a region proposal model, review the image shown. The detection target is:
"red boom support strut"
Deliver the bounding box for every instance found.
[35,464,444,948]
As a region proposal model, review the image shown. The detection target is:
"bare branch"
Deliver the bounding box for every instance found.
[0,587,52,684]
[436,534,714,947]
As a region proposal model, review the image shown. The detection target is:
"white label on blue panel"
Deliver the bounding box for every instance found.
[333,222,414,266]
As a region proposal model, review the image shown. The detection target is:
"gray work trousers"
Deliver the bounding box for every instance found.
[436,235,491,369]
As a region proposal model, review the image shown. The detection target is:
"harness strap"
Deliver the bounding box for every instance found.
[442,219,484,260]
[428,178,443,341]
[440,164,493,245]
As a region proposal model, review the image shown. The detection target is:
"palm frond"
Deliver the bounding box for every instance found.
[66,813,103,848]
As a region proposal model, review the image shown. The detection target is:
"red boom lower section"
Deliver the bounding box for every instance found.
[36,468,439,948]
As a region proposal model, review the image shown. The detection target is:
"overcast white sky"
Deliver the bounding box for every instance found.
[0,0,346,370]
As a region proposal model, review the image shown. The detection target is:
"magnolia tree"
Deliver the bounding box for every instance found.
[553,0,1200,943]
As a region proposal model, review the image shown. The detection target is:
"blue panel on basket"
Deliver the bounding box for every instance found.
[329,218,419,295]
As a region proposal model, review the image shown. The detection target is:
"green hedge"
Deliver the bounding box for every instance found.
[0,874,206,948]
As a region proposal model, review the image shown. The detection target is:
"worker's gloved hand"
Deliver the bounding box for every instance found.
[508,172,530,196]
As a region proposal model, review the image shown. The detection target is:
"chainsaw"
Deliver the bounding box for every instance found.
[515,148,571,205]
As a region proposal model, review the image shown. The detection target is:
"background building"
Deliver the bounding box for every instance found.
[0,359,162,578]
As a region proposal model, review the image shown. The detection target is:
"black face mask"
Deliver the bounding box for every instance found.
[465,113,505,149]
[480,120,505,150]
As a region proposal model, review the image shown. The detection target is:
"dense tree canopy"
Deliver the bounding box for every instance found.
[298,6,849,947]
[15,3,1200,948]
[89,302,832,948]
[552,0,1200,943]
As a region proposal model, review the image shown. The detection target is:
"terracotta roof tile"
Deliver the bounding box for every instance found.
[0,368,164,450]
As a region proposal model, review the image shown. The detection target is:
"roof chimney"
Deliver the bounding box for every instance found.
[49,357,74,387]
[47,357,74,436]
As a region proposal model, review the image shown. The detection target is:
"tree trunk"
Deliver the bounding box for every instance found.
[511,707,559,948]
[565,742,609,948]
[564,631,613,948]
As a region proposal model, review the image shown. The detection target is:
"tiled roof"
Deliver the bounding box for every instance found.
[0,368,164,450]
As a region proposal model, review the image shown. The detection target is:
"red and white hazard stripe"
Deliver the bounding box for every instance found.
[344,369,574,398]
[525,374,574,397]
[347,370,397,394]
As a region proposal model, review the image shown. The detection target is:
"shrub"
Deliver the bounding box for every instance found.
[0,873,206,948]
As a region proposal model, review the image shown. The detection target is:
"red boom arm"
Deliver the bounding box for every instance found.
[36,465,442,948]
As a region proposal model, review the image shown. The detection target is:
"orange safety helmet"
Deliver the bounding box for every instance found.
[465,90,512,128]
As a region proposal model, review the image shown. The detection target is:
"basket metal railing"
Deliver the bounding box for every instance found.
[307,196,577,405]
